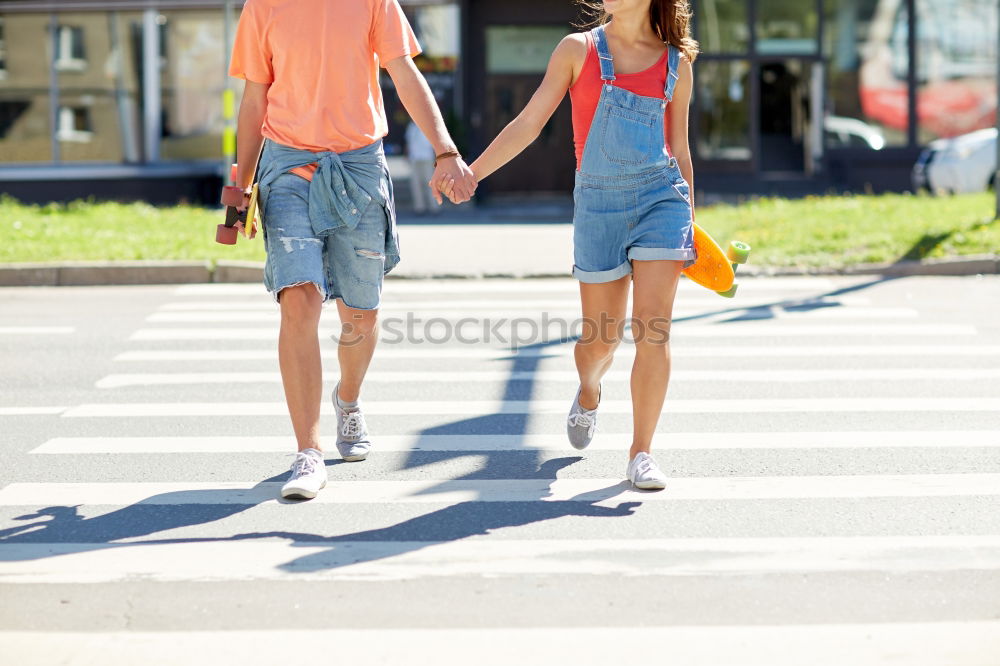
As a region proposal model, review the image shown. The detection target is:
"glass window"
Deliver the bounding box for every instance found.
[486,26,566,74]
[0,17,7,79]
[0,13,55,162]
[57,105,92,142]
[756,0,819,55]
[55,11,143,163]
[55,25,86,71]
[385,4,460,156]
[696,60,752,160]
[694,0,749,53]
[824,0,907,148]
[914,0,997,142]
[158,9,227,162]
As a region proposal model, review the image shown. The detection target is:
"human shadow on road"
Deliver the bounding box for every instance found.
[670,276,901,325]
[0,339,641,571]
[1,278,888,568]
[0,471,291,556]
[225,460,639,574]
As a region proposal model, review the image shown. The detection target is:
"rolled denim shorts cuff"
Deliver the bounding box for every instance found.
[269,280,328,304]
[573,260,632,284]
[627,247,697,262]
[339,295,382,312]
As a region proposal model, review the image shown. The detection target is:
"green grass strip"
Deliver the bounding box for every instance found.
[1,192,997,269]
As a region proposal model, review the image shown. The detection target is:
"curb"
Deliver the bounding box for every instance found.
[737,255,1000,278]
[0,256,997,287]
[0,261,212,287]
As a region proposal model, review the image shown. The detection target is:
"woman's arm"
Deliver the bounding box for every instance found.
[668,55,695,206]
[469,34,586,182]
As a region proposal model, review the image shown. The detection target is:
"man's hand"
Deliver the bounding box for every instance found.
[430,156,476,205]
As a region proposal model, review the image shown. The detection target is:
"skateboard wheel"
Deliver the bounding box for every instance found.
[727,241,751,264]
[216,223,238,245]
[717,283,739,298]
[221,185,244,207]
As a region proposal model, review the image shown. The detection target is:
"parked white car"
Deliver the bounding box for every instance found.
[824,116,886,150]
[912,128,997,194]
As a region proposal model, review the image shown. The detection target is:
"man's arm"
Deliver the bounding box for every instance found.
[384,55,475,204]
[235,81,270,195]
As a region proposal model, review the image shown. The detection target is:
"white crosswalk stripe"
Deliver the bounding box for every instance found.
[56,397,1000,417]
[145,306,920,323]
[4,475,1000,506]
[4,623,999,666]
[28,431,1000,454]
[0,326,76,335]
[171,276,841,295]
[3,536,1000,583]
[3,276,999,664]
[128,323,979,340]
[156,295,875,311]
[112,344,1000,361]
[93,368,1000,388]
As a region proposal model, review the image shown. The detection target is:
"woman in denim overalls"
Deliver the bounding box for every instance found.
[463,0,699,489]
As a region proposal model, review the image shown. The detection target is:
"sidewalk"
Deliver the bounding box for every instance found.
[395,221,573,278]
[1,194,997,286]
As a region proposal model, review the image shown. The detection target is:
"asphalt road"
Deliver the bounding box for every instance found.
[1,275,999,665]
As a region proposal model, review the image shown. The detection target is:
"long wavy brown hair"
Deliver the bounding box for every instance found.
[577,0,700,62]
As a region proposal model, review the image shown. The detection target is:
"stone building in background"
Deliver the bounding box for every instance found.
[0,0,995,204]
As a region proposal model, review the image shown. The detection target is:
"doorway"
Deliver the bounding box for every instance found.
[758,59,814,174]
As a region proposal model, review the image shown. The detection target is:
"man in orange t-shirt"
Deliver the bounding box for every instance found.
[229,0,475,500]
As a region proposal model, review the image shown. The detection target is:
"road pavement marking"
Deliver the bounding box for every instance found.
[111,345,1000,361]
[3,474,1000,505]
[0,326,75,335]
[128,323,978,341]
[93,368,1000,388]
[144,306,919,323]
[172,277,841,296]
[28,431,1000,454]
[59,398,1000,418]
[0,406,66,416]
[3,537,1000,584]
[157,296,874,311]
[0,624,997,666]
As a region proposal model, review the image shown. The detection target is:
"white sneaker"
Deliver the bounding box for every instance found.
[334,383,372,462]
[566,385,600,450]
[281,448,327,500]
[627,452,667,490]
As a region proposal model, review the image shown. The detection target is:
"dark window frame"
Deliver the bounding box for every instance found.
[692,0,923,176]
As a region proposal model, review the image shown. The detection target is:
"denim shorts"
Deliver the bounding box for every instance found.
[572,161,696,284]
[259,171,396,310]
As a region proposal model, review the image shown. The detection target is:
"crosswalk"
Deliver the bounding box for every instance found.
[2,276,1000,664]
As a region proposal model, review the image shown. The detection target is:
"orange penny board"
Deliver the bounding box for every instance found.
[682,223,734,292]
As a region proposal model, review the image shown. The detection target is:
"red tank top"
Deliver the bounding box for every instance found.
[569,32,671,171]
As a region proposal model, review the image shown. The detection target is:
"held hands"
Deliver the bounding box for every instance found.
[429,156,477,205]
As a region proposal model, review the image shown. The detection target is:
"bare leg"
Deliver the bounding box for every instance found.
[277,284,324,452]
[336,300,379,403]
[629,260,684,459]
[575,275,631,409]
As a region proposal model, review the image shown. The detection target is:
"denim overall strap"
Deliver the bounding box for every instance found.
[664,44,680,102]
[592,25,616,82]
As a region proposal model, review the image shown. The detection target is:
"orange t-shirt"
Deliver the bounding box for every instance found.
[229,0,421,180]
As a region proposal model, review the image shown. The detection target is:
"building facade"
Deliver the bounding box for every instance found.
[0,0,995,203]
